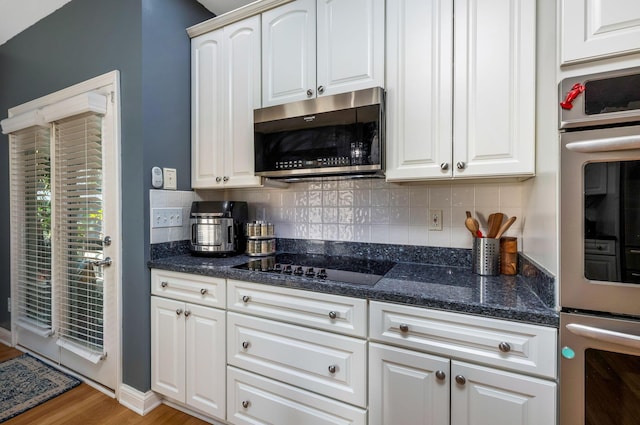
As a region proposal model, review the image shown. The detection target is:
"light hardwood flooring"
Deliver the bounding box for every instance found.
[1,344,210,425]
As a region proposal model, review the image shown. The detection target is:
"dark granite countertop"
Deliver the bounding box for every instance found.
[148,251,559,328]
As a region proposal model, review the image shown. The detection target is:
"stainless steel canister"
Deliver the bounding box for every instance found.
[472,237,500,276]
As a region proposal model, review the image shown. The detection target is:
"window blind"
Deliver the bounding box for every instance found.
[9,126,53,335]
[53,113,105,355]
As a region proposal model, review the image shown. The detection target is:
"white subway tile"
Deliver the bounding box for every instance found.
[338,224,354,241]
[353,225,371,242]
[430,186,452,207]
[338,190,354,207]
[338,207,355,224]
[451,185,474,207]
[309,207,323,224]
[322,224,338,240]
[371,207,390,224]
[322,207,338,223]
[309,224,323,239]
[308,191,322,207]
[371,188,389,206]
[388,225,409,244]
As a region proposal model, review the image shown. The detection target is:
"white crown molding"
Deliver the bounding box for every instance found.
[1,109,47,134]
[187,0,294,38]
[42,91,107,123]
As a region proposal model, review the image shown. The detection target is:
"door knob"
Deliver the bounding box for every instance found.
[91,257,112,267]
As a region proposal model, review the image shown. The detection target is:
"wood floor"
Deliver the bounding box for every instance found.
[1,344,210,425]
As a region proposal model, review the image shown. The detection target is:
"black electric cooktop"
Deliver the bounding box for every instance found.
[233,253,396,286]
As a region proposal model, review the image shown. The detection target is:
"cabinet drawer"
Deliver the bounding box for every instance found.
[227,366,367,425]
[227,279,367,337]
[370,301,557,379]
[151,269,225,308]
[584,239,615,255]
[228,312,367,407]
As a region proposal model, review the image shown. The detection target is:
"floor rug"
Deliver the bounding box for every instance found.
[0,353,81,423]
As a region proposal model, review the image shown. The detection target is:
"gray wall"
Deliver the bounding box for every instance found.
[0,0,212,391]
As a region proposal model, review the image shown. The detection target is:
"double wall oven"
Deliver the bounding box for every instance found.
[560,67,640,425]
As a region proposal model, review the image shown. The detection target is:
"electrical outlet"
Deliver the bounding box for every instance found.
[429,209,443,231]
[163,168,177,190]
[152,208,183,228]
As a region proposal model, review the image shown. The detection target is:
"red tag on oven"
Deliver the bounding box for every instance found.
[560,83,585,110]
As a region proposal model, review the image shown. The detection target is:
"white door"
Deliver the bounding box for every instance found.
[561,0,640,64]
[316,0,384,97]
[452,0,535,178]
[385,0,453,181]
[224,16,263,188]
[451,361,557,425]
[151,296,186,401]
[262,0,316,106]
[369,342,450,425]
[191,30,225,188]
[7,72,121,390]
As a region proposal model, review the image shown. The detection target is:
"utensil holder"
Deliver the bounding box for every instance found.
[472,237,500,276]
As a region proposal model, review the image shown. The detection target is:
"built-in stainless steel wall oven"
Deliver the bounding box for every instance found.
[559,66,640,425]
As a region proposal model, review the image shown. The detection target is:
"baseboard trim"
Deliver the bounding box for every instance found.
[118,384,161,416]
[0,327,11,346]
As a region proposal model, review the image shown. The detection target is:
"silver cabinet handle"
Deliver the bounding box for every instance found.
[455,375,466,385]
[184,310,191,317]
[456,161,466,170]
[216,176,222,183]
[435,370,446,380]
[242,295,251,303]
[200,288,208,295]
[241,400,250,409]
[328,311,337,320]
[223,176,229,182]
[399,323,409,333]
[629,249,640,254]
[161,281,168,288]
[307,89,313,97]
[242,341,250,350]
[328,365,337,374]
[566,323,640,350]
[317,85,325,94]
[176,308,183,316]
[440,162,449,170]
[498,342,511,353]
[92,257,112,267]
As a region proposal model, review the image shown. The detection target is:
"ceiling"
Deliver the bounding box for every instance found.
[0,0,253,46]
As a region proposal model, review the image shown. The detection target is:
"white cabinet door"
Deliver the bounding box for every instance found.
[452,0,536,179]
[185,303,226,418]
[561,0,640,64]
[316,0,384,97]
[191,30,225,188]
[369,342,450,425]
[151,296,186,401]
[224,16,263,188]
[385,0,453,181]
[262,0,316,106]
[451,361,557,425]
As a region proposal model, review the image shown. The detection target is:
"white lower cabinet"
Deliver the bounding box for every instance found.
[150,271,226,419]
[369,301,558,425]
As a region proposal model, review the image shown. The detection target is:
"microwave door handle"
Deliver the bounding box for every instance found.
[228,224,233,244]
[565,135,640,153]
[566,323,640,350]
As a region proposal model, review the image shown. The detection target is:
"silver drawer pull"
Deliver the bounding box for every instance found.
[242,295,251,303]
[455,375,466,385]
[241,400,250,409]
[399,323,409,333]
[161,281,168,288]
[328,365,337,374]
[328,311,338,320]
[184,310,191,317]
[200,288,208,295]
[498,342,511,353]
[242,341,250,350]
[175,308,183,316]
[435,370,446,380]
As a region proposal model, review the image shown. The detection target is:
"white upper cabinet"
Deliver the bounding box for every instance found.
[561,0,640,65]
[191,16,262,189]
[262,0,384,107]
[386,0,536,181]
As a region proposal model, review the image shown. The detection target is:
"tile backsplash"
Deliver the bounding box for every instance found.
[149,180,525,249]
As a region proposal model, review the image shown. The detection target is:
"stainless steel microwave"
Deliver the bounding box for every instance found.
[253,87,385,179]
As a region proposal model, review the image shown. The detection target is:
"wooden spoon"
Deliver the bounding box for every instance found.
[494,216,516,239]
[465,216,478,237]
[487,213,503,238]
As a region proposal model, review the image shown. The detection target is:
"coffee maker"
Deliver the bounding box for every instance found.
[189,201,248,256]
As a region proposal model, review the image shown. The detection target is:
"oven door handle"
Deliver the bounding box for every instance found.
[565,135,640,153]
[566,323,640,350]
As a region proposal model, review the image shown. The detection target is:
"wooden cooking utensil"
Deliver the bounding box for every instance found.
[487,213,503,238]
[465,216,479,237]
[494,216,516,239]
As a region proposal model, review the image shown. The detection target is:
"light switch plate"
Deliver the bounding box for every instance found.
[152,208,183,228]
[163,168,177,190]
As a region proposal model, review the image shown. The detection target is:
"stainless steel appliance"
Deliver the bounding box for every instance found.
[233,253,396,286]
[559,66,640,425]
[253,87,385,179]
[189,201,248,256]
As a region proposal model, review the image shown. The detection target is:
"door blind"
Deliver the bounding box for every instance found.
[53,113,105,354]
[10,126,53,335]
